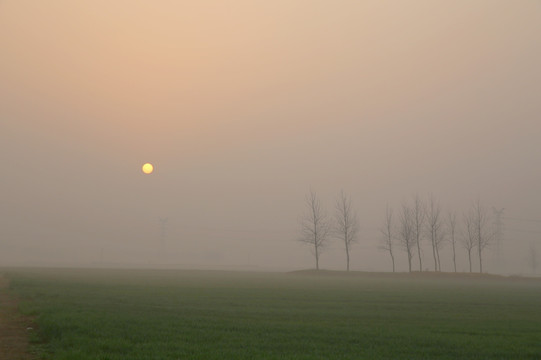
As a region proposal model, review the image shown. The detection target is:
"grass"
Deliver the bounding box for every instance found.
[4,268,541,359]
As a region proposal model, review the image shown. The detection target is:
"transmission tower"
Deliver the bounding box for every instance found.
[492,207,505,265]
[159,217,168,252]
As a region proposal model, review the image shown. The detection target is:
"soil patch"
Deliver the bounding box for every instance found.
[0,274,36,360]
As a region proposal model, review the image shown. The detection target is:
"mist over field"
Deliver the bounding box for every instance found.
[1,1,540,274]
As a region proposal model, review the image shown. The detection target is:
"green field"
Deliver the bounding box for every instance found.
[4,268,541,359]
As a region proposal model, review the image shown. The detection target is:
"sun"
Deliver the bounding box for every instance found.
[142,163,154,174]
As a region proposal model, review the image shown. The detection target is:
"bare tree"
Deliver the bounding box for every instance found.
[447,211,458,273]
[412,195,425,271]
[379,205,396,272]
[426,195,445,271]
[462,211,476,272]
[398,205,415,272]
[334,190,359,271]
[472,199,492,273]
[299,190,331,270]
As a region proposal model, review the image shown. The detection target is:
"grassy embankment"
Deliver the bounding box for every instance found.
[4,268,541,359]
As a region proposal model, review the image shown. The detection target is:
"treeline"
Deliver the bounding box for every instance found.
[299,191,494,273]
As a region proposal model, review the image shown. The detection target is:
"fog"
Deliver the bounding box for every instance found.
[1,1,540,274]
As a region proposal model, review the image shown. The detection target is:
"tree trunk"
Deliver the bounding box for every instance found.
[436,247,441,271]
[346,245,350,272]
[468,250,472,273]
[432,238,437,271]
[391,253,395,273]
[417,242,422,271]
[478,247,483,273]
[452,243,457,272]
[315,243,319,270]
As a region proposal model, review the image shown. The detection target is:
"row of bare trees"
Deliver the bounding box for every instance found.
[298,190,494,273]
[299,190,359,271]
[380,195,493,273]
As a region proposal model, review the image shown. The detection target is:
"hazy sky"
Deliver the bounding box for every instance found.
[1,1,540,273]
